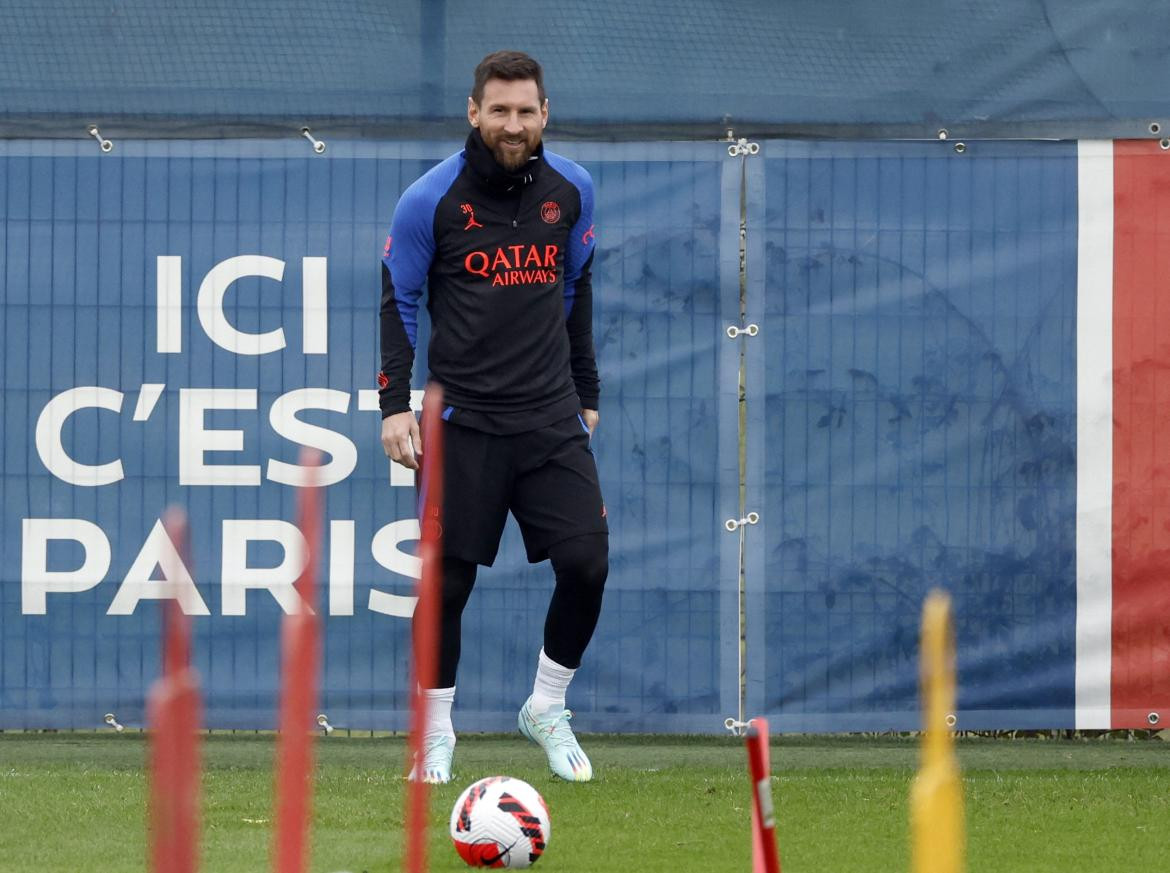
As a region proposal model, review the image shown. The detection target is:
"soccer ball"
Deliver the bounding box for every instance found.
[449,776,551,868]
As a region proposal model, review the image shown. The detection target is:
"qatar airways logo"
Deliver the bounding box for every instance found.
[464,244,559,287]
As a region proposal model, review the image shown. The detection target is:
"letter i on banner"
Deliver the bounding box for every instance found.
[148,509,202,873]
[744,718,781,873]
[273,451,323,873]
[405,384,445,873]
[910,590,965,873]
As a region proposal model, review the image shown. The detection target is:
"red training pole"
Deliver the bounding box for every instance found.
[149,508,202,873]
[745,717,782,873]
[405,384,445,873]
[273,452,323,873]
[161,510,192,679]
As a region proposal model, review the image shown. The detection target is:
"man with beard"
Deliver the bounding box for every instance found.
[378,51,607,784]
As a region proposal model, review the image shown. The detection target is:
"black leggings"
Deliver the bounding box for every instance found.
[424,532,609,688]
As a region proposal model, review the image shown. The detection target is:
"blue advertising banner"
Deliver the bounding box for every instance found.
[751,141,1081,730]
[5,137,1163,733]
[0,140,731,732]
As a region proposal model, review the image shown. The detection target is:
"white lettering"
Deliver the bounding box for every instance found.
[302,257,329,355]
[220,520,309,616]
[34,387,125,486]
[369,519,420,617]
[329,519,355,616]
[179,388,260,486]
[266,389,356,486]
[132,383,165,421]
[107,519,210,615]
[156,255,183,354]
[196,255,286,355]
[21,519,111,614]
[19,517,425,619]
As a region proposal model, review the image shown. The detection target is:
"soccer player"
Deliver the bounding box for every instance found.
[379,51,608,784]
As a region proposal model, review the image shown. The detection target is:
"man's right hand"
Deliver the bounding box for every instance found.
[381,411,423,470]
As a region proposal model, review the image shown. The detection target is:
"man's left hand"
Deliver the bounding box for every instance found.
[582,408,599,435]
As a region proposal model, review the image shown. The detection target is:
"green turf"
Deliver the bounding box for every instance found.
[0,733,1166,872]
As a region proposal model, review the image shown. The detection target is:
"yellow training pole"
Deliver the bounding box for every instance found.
[910,590,965,873]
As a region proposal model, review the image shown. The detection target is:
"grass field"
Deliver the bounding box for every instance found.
[0,732,1166,872]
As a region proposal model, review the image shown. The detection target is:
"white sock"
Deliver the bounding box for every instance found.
[530,649,576,716]
[422,686,456,743]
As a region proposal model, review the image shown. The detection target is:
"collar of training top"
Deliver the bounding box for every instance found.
[463,128,544,193]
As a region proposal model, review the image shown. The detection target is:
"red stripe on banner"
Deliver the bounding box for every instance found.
[1111,140,1170,729]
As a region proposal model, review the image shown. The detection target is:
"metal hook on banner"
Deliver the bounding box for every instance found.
[936,130,969,154]
[725,512,760,532]
[87,125,113,153]
[727,137,760,158]
[724,716,755,737]
[724,129,759,157]
[301,127,327,155]
[726,323,759,339]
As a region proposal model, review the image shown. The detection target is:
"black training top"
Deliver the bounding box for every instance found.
[378,130,600,434]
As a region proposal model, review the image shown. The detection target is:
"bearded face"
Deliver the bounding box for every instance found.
[468,78,547,171]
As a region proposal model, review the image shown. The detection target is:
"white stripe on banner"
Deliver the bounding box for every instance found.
[1075,140,1113,730]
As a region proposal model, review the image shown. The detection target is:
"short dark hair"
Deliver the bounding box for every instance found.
[471,50,546,104]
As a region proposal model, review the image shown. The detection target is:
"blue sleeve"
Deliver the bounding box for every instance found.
[378,153,464,417]
[543,152,600,408]
[563,171,595,317]
[384,187,433,347]
[544,152,597,318]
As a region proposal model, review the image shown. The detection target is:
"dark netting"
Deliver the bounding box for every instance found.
[1,0,1168,140]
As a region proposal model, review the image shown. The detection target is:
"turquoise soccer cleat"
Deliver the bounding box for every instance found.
[408,734,454,784]
[518,695,593,782]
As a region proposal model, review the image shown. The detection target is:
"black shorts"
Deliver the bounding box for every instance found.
[433,414,607,566]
